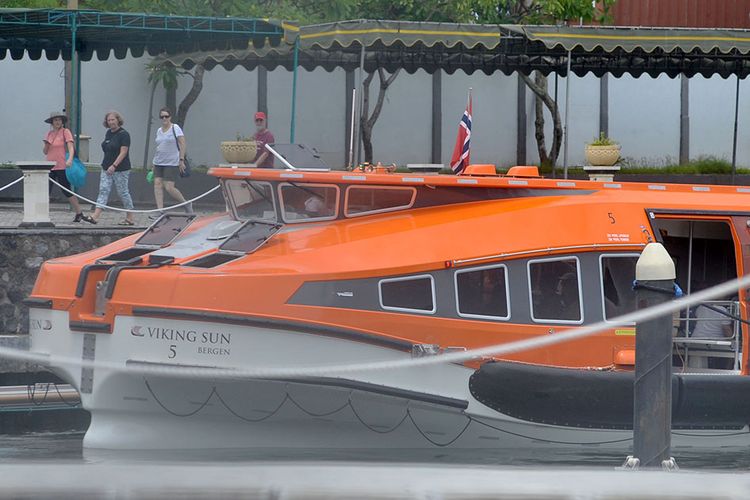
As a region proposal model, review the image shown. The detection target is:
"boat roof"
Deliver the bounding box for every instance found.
[208,166,750,197]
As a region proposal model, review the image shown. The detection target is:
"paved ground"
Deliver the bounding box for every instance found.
[0,201,213,229]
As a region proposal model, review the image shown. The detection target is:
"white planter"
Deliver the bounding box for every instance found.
[220,141,257,164]
[585,144,621,166]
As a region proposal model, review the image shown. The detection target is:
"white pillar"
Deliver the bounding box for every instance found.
[16,161,55,228]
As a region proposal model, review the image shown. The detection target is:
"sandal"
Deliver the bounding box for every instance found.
[117,220,135,226]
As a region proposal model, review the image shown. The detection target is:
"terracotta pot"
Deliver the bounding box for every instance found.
[585,144,621,166]
[220,141,257,164]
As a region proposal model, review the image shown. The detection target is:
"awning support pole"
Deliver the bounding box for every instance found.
[348,88,357,169]
[563,50,572,180]
[289,36,299,143]
[71,10,80,152]
[355,44,365,165]
[75,45,81,152]
[732,75,740,183]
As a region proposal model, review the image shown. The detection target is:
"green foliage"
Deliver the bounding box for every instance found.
[588,132,617,146]
[471,0,616,25]
[77,0,476,23]
[620,156,745,175]
[1,0,65,7]
[145,60,178,91]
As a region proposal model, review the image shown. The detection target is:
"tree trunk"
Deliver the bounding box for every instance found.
[360,68,401,164]
[175,64,205,130]
[534,75,549,168]
[142,79,157,169]
[167,87,177,117]
[520,71,563,171]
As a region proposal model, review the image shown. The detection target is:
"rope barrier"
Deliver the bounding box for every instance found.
[2,273,749,381]
[0,176,23,193]
[48,177,220,214]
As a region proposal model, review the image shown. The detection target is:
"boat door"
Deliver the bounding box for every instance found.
[648,212,747,374]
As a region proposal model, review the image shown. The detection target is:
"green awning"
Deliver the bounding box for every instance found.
[163,20,750,78]
[0,8,294,60]
[300,19,504,50]
[519,25,750,54]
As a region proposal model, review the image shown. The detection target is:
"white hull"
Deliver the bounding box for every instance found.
[30,308,750,450]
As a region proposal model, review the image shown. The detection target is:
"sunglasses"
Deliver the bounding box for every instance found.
[255,119,264,123]
[159,115,170,119]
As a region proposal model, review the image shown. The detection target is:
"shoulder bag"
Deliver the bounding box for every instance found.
[172,125,191,178]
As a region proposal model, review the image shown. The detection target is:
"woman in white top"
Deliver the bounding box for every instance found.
[150,107,191,217]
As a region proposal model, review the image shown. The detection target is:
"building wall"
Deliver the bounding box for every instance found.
[2,53,750,171]
[609,74,682,164]
[612,0,750,28]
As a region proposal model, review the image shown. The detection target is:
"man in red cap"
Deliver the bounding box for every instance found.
[253,111,275,168]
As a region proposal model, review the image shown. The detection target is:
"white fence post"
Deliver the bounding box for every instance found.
[15,161,55,228]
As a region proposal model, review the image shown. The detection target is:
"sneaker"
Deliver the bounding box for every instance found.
[73,213,97,224]
[183,202,194,214]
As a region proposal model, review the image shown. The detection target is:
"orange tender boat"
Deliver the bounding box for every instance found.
[26,162,750,450]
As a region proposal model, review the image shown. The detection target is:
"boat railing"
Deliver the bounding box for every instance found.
[672,300,742,371]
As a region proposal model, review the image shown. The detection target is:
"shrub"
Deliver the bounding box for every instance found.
[588,132,618,146]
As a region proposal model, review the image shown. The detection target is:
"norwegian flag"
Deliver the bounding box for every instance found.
[450,91,472,174]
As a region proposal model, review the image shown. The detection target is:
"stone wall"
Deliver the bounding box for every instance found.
[0,229,138,335]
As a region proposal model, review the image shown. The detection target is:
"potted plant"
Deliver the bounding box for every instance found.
[220,133,257,164]
[585,133,621,166]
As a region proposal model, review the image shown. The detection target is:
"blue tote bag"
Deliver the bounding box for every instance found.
[65,154,87,190]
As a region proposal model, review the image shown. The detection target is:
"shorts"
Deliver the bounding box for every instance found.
[153,165,180,182]
[49,169,74,199]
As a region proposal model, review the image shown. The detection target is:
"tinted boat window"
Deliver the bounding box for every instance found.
[529,258,582,322]
[345,186,416,217]
[279,183,338,223]
[136,213,196,247]
[456,266,509,319]
[220,220,281,254]
[225,180,276,222]
[601,255,639,321]
[379,276,435,314]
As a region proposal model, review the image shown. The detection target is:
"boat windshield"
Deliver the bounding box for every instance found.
[279,183,338,223]
[224,180,277,222]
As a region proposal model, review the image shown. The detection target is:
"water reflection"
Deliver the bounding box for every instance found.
[1,432,749,471]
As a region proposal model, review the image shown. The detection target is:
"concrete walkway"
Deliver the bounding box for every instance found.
[0,201,217,229]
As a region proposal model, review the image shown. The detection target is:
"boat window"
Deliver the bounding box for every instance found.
[344,186,416,217]
[136,213,197,247]
[224,180,276,222]
[220,220,282,254]
[600,255,639,322]
[279,183,339,223]
[528,257,583,323]
[379,275,435,314]
[455,265,509,320]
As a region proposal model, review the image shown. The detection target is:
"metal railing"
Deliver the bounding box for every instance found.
[672,300,742,371]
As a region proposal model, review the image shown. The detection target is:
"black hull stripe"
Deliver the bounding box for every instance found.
[131,306,414,352]
[23,298,53,309]
[70,321,111,333]
[127,360,468,410]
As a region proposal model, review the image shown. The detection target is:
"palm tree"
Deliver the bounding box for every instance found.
[143,61,178,169]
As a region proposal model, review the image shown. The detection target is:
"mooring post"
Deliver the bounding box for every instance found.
[15,162,55,228]
[627,242,678,470]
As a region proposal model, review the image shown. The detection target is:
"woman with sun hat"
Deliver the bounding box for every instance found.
[42,111,96,224]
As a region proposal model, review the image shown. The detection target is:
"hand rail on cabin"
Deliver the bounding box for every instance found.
[451,243,647,267]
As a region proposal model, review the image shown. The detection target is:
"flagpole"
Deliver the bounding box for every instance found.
[468,87,472,166]
[450,87,472,174]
